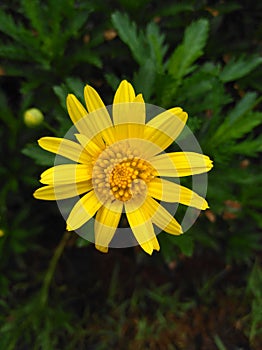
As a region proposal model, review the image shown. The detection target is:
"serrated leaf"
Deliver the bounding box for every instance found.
[0,9,37,48]
[220,55,262,82]
[211,93,262,146]
[21,0,47,38]
[175,66,231,117]
[111,11,147,65]
[213,111,262,147]
[65,11,91,38]
[112,11,167,75]
[229,136,262,157]
[168,19,209,80]
[227,92,258,123]
[146,22,168,72]
[0,45,30,61]
[0,9,23,40]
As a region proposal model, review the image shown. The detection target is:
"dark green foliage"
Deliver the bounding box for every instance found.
[0,0,262,349]
[247,261,262,343]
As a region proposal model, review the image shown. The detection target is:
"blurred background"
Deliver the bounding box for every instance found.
[0,1,261,349]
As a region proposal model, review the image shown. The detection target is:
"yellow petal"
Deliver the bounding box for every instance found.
[113,80,145,127]
[133,93,144,103]
[113,80,136,105]
[94,201,123,252]
[125,201,158,255]
[66,94,89,133]
[33,180,92,200]
[114,123,145,141]
[66,190,102,231]
[147,178,209,209]
[144,108,188,152]
[38,137,91,164]
[75,133,103,158]
[95,245,108,253]
[40,164,92,185]
[84,85,115,145]
[150,152,213,177]
[142,235,160,252]
[143,197,182,235]
[66,94,87,123]
[66,94,104,148]
[84,84,107,112]
[130,95,146,125]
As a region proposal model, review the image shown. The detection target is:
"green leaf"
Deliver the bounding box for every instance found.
[65,77,84,98]
[247,261,262,341]
[211,93,262,146]
[53,77,85,110]
[220,55,262,82]
[53,86,68,110]
[158,3,194,16]
[112,11,167,73]
[213,334,227,350]
[21,0,47,38]
[76,237,91,248]
[146,22,168,72]
[227,232,261,264]
[0,9,37,48]
[0,45,30,61]
[227,92,258,123]
[64,10,91,38]
[168,19,209,81]
[105,73,121,91]
[164,233,194,257]
[70,50,102,68]
[174,234,194,256]
[133,59,156,100]
[229,136,262,157]
[111,11,147,65]
[213,111,262,147]
[22,143,55,166]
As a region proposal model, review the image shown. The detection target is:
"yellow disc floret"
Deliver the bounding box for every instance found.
[109,158,155,201]
[92,141,157,203]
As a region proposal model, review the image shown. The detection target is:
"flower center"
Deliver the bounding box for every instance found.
[109,158,154,201]
[92,141,156,203]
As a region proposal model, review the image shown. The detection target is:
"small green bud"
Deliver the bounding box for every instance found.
[0,229,4,237]
[24,108,44,128]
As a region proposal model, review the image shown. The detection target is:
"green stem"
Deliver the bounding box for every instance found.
[43,121,58,135]
[40,231,71,305]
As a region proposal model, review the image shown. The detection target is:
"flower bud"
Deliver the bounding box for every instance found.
[0,229,4,237]
[24,108,44,128]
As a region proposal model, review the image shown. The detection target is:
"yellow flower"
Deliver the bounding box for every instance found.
[34,80,213,255]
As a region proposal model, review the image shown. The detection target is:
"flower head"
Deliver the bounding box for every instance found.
[34,80,213,254]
